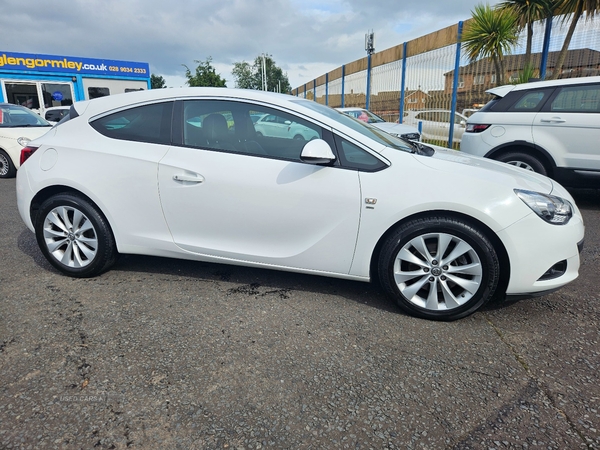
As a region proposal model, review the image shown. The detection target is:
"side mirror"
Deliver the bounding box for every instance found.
[300,139,336,165]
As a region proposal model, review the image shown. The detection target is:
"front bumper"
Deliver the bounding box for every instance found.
[498,213,584,295]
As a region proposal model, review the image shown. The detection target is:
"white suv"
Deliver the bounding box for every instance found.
[461,76,600,187]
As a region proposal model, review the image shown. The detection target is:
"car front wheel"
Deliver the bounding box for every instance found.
[0,150,17,178]
[378,217,500,321]
[35,193,118,277]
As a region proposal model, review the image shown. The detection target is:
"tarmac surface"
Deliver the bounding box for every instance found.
[0,178,598,449]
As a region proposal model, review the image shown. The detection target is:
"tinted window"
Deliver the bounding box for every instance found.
[490,88,553,112]
[45,109,69,121]
[551,85,600,112]
[88,87,110,99]
[181,99,323,161]
[513,92,546,110]
[91,102,174,144]
[334,135,387,172]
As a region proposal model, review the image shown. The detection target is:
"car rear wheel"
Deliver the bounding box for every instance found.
[35,193,118,277]
[378,216,500,321]
[0,150,16,178]
[496,151,547,176]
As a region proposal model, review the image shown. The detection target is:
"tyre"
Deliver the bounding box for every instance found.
[378,216,500,321]
[0,150,17,178]
[35,193,118,277]
[293,134,305,141]
[496,151,547,176]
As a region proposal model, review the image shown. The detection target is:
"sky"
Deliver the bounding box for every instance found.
[0,0,503,90]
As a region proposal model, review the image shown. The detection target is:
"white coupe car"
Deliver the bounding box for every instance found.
[0,103,53,178]
[16,88,584,320]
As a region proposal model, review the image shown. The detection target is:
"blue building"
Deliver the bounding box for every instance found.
[0,50,150,116]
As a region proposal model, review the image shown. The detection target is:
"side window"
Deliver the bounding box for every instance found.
[88,87,110,99]
[181,100,323,161]
[334,135,387,172]
[438,112,451,123]
[183,102,236,151]
[551,85,600,112]
[91,102,173,144]
[512,91,546,110]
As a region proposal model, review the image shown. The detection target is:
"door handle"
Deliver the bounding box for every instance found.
[173,173,205,183]
[540,117,566,123]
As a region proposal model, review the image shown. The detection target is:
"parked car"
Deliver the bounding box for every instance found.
[16,88,584,321]
[44,106,71,123]
[462,108,480,118]
[460,76,600,188]
[0,103,53,178]
[403,109,468,143]
[254,113,319,140]
[336,108,421,141]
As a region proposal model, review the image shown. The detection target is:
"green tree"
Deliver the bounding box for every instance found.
[549,0,600,79]
[183,57,227,87]
[462,4,520,86]
[232,55,291,92]
[151,74,167,89]
[498,0,556,69]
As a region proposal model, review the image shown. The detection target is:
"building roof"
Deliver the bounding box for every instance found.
[445,48,600,77]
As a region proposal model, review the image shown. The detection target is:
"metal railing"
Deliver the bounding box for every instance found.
[292,15,600,149]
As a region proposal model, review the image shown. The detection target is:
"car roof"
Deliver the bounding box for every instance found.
[73,88,314,118]
[486,75,600,98]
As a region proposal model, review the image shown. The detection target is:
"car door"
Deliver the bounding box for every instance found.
[533,83,600,171]
[157,99,362,274]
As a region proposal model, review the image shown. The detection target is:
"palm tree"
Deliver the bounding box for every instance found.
[497,0,556,68]
[462,4,520,86]
[549,0,600,79]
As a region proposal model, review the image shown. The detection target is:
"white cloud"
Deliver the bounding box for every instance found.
[0,0,502,88]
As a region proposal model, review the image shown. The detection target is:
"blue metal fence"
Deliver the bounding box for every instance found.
[293,14,600,149]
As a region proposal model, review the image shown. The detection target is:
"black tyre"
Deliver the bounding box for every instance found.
[293,134,305,141]
[378,216,500,321]
[496,151,547,176]
[0,149,17,178]
[35,193,118,277]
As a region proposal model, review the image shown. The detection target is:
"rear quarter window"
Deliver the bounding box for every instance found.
[486,88,554,113]
[91,102,174,144]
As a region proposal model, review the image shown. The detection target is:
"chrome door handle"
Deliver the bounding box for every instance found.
[173,173,205,183]
[540,117,566,123]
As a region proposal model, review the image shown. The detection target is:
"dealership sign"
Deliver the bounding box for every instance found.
[0,51,149,78]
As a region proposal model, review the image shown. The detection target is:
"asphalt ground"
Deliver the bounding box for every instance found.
[1,178,598,449]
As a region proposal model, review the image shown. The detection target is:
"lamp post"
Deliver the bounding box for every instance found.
[365,31,375,111]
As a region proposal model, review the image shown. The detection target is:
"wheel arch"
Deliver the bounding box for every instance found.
[369,209,510,298]
[485,141,556,177]
[30,185,113,235]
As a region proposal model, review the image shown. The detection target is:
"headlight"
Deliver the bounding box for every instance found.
[17,137,31,147]
[515,189,573,225]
